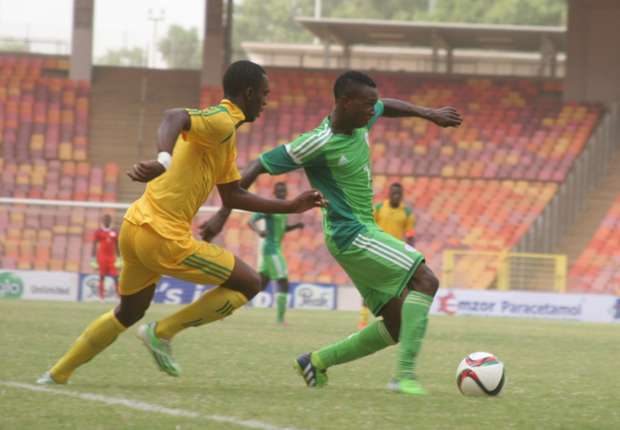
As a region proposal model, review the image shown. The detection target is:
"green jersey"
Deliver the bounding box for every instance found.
[259,100,385,252]
[250,212,289,255]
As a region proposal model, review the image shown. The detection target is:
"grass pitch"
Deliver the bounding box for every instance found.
[1,300,618,430]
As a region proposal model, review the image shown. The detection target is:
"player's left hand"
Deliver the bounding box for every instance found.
[127,160,166,182]
[429,106,462,128]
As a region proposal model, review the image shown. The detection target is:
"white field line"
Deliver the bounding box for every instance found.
[1,381,308,430]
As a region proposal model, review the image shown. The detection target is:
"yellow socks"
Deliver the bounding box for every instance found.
[50,310,126,383]
[155,287,248,340]
[359,305,370,329]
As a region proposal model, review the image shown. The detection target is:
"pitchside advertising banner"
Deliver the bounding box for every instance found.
[2,269,619,323]
[431,288,620,323]
[76,272,338,310]
[0,269,78,301]
[149,276,338,310]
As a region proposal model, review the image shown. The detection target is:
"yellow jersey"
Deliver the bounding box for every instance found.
[373,200,415,241]
[125,99,244,240]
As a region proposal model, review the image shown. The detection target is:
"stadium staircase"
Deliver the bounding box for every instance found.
[564,152,620,294]
[89,66,200,202]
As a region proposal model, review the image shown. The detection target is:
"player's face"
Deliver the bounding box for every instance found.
[274,183,287,199]
[343,85,379,129]
[389,186,403,206]
[245,75,270,123]
[102,215,112,228]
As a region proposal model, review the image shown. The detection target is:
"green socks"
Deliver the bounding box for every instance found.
[397,291,433,379]
[311,320,396,369]
[276,293,288,323]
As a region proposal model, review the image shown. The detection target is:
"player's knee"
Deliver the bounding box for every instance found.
[114,304,147,327]
[412,265,439,297]
[239,270,261,300]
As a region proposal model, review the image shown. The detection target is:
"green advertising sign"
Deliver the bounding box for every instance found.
[0,272,24,299]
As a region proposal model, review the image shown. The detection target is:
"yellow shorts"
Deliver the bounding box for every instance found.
[118,221,236,296]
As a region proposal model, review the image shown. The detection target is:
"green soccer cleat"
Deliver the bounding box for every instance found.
[36,371,63,385]
[294,353,328,388]
[388,378,428,396]
[137,322,181,377]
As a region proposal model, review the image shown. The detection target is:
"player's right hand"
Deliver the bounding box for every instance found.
[199,208,232,242]
[290,190,328,213]
[127,160,166,182]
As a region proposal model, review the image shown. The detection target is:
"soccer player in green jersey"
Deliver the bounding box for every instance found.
[248,182,304,324]
[201,71,462,395]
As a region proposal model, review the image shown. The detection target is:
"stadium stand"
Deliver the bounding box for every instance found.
[2,57,609,289]
[569,192,620,295]
[0,54,119,272]
[202,68,601,182]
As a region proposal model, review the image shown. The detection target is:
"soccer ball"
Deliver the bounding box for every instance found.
[456,352,506,396]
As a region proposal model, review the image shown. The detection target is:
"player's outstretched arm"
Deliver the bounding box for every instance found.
[382,98,463,128]
[219,181,326,214]
[127,108,191,182]
[200,159,268,241]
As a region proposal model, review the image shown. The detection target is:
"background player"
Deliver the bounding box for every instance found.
[37,60,326,385]
[202,70,461,396]
[91,214,121,300]
[358,182,416,328]
[374,182,416,247]
[248,182,304,325]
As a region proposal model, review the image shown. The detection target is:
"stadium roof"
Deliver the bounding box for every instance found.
[296,17,566,52]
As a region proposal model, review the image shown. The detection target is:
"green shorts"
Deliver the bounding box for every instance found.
[258,251,288,280]
[330,228,425,316]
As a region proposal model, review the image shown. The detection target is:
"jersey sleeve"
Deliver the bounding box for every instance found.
[260,125,330,174]
[366,100,385,130]
[184,107,233,147]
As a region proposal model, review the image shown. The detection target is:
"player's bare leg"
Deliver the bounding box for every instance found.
[139,257,261,377]
[37,285,155,384]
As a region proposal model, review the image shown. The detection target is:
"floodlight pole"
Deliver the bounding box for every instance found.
[313,0,322,45]
[147,8,165,68]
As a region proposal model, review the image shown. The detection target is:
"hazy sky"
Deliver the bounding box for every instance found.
[0,0,205,60]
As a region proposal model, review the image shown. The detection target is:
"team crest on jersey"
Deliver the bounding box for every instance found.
[338,155,349,166]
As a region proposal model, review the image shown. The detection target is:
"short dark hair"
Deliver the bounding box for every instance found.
[274,181,286,188]
[390,182,402,189]
[333,71,376,99]
[222,60,266,97]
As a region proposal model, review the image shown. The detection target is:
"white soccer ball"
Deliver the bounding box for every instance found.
[456,352,506,396]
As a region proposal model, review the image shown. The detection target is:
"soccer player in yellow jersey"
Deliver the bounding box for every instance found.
[358,182,416,328]
[37,60,326,384]
[374,182,416,245]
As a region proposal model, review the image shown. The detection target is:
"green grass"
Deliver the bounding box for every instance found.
[1,300,619,430]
